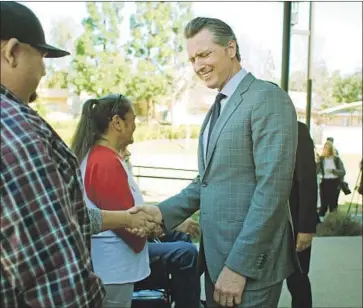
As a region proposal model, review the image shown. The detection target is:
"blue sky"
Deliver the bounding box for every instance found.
[24,1,362,76]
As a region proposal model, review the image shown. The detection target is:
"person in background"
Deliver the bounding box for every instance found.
[317,141,346,217]
[326,137,339,156]
[287,121,318,308]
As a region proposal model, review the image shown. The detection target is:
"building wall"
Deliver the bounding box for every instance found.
[321,114,362,126]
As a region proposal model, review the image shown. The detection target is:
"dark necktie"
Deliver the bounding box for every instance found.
[207,93,226,156]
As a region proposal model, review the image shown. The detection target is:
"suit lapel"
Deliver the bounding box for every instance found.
[203,73,255,176]
[198,107,213,172]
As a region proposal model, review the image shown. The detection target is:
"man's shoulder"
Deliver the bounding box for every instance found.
[248,77,290,101]
[247,77,294,110]
[298,121,309,132]
[1,96,52,164]
[249,77,281,91]
[1,97,32,147]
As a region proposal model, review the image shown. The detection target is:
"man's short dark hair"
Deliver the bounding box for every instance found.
[184,17,241,62]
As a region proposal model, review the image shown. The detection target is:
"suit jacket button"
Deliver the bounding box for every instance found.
[202,182,208,187]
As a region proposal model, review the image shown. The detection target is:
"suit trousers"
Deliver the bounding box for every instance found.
[286,246,312,308]
[204,267,283,308]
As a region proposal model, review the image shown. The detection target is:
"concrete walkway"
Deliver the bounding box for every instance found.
[197,236,362,308]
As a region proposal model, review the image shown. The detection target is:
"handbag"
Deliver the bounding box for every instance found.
[340,180,351,195]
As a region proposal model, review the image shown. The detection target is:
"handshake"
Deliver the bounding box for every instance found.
[125,205,165,238]
[124,205,200,240]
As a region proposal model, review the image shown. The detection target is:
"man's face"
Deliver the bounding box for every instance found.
[186,29,236,90]
[19,44,46,99]
[1,39,46,102]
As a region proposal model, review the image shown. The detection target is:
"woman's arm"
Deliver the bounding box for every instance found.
[333,157,346,178]
[88,208,130,234]
[88,207,158,236]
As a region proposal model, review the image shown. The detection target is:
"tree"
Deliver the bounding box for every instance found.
[311,60,334,108]
[126,2,193,123]
[289,61,337,109]
[42,16,75,89]
[165,3,194,122]
[261,50,276,82]
[70,2,129,96]
[332,71,362,103]
[290,70,307,92]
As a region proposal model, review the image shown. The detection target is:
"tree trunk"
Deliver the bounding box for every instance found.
[147,98,153,125]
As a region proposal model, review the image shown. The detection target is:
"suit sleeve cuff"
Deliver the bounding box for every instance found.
[225,250,265,280]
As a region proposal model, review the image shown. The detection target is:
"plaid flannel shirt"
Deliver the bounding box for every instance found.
[0,85,105,307]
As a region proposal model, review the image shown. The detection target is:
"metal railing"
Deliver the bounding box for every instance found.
[132,165,198,182]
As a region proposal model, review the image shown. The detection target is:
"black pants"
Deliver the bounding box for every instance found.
[286,246,312,308]
[319,178,341,217]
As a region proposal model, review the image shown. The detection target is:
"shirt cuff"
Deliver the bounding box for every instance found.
[88,208,103,234]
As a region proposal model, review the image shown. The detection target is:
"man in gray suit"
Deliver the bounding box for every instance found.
[149,17,298,307]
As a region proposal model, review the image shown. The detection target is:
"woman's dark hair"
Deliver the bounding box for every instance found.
[71,94,132,163]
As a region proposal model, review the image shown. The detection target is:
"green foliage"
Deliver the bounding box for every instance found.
[42,17,75,89]
[289,63,363,108]
[43,70,68,89]
[48,119,200,146]
[133,124,200,142]
[31,101,49,119]
[192,211,200,223]
[332,71,362,103]
[70,2,129,96]
[126,2,193,122]
[289,61,335,107]
[316,211,362,237]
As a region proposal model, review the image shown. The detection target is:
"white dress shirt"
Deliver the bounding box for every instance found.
[323,157,339,179]
[202,68,248,163]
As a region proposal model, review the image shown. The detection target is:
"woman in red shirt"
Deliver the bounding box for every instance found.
[71,94,151,308]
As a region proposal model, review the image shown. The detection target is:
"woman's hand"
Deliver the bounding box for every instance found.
[125,205,163,237]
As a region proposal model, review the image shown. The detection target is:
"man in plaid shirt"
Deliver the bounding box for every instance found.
[1,2,105,307]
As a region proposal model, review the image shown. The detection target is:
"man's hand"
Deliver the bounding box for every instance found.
[175,218,200,239]
[296,232,313,252]
[129,205,163,224]
[147,225,165,239]
[214,266,246,307]
[127,205,163,237]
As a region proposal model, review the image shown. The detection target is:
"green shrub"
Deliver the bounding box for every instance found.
[316,211,362,237]
[192,210,200,223]
[47,120,201,146]
[133,124,200,142]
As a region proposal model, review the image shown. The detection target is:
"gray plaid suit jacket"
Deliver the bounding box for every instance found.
[158,73,298,291]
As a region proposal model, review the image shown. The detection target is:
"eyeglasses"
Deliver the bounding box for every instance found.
[108,94,124,121]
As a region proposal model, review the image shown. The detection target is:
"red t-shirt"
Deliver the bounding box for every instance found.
[84,145,146,253]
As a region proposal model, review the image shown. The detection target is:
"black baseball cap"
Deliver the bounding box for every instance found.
[0,1,70,58]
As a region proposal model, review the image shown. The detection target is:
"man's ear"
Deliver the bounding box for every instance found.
[2,38,20,68]
[227,40,237,59]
